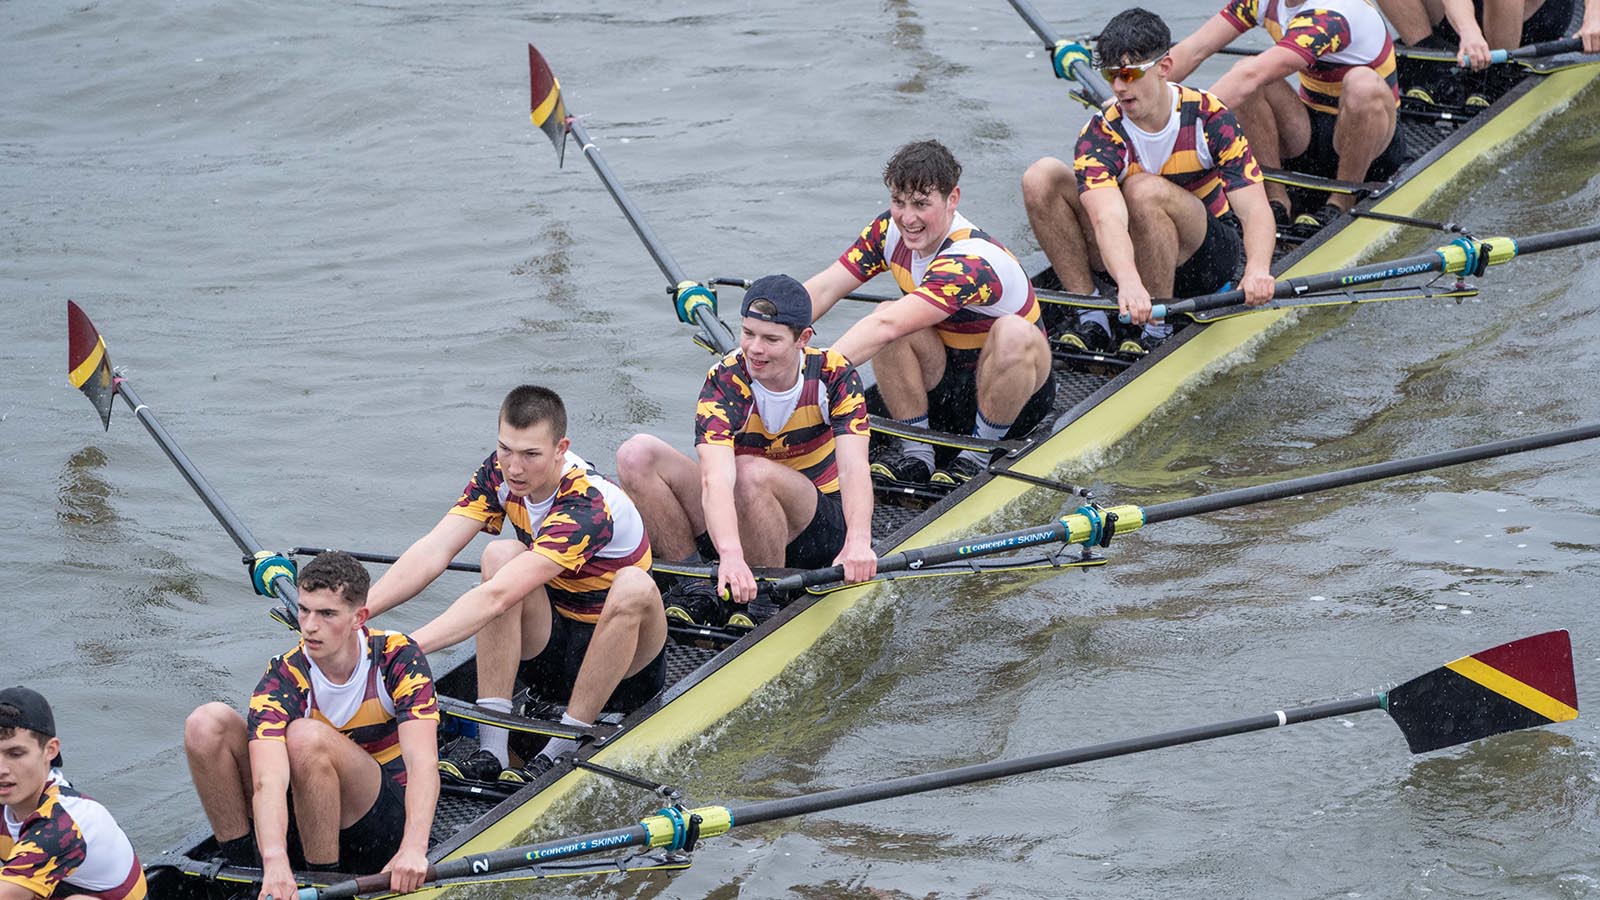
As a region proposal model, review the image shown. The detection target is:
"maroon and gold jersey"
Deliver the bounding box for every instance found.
[1075,84,1264,218]
[838,211,1042,351]
[248,628,439,785]
[1221,0,1399,114]
[449,451,651,620]
[695,347,869,493]
[1,776,146,900]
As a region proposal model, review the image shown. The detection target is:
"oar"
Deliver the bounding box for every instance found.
[300,629,1577,899]
[67,302,301,626]
[1222,35,1589,66]
[1005,0,1113,107]
[764,419,1600,595]
[528,44,736,355]
[1151,222,1600,320]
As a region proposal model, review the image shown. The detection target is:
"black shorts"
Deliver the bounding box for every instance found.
[783,488,847,570]
[285,769,406,873]
[1284,104,1407,183]
[1173,212,1243,298]
[927,345,1057,440]
[517,596,666,715]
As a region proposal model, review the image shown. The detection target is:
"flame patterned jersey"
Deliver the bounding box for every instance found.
[449,451,651,620]
[838,211,1042,351]
[1221,0,1399,114]
[1075,84,1264,218]
[695,347,869,493]
[1,776,146,900]
[247,628,439,785]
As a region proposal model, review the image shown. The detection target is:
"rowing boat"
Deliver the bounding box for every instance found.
[122,10,1600,898]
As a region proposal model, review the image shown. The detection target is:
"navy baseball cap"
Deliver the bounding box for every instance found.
[0,686,63,767]
[740,274,813,329]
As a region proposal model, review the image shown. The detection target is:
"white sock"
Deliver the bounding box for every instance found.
[475,697,513,766]
[536,712,590,762]
[898,415,935,467]
[956,411,1010,467]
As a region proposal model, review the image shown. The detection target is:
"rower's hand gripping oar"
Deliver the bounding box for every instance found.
[1149,221,1600,321]
[299,629,1577,899]
[528,44,736,356]
[67,301,301,627]
[764,420,1600,595]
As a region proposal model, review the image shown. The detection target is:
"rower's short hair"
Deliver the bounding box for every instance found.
[499,384,567,437]
[0,704,49,750]
[1096,8,1172,68]
[883,139,962,198]
[297,551,370,608]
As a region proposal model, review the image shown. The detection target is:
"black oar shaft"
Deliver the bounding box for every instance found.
[1005,0,1114,101]
[563,116,737,354]
[112,378,299,619]
[769,517,1079,593]
[1141,421,1600,525]
[729,695,1380,827]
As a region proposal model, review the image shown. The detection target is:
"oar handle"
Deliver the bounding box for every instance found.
[1498,35,1583,62]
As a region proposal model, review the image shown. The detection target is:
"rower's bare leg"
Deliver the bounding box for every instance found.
[1377,0,1443,44]
[560,567,665,726]
[471,540,545,766]
[731,455,821,566]
[184,703,254,842]
[284,718,385,865]
[1483,0,1531,48]
[873,327,946,421]
[1021,156,1105,293]
[1122,173,1214,298]
[972,317,1052,426]
[615,435,705,559]
[1330,69,1399,212]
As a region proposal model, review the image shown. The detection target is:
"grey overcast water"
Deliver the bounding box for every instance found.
[5,1,1600,897]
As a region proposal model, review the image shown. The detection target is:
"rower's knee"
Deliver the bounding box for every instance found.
[602,568,661,621]
[732,455,781,505]
[480,538,526,577]
[1121,172,1168,214]
[615,433,669,487]
[184,703,240,753]
[284,717,338,763]
[1021,156,1074,209]
[984,317,1049,365]
[1339,67,1391,111]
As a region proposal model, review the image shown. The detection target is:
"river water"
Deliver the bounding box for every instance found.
[5,1,1599,897]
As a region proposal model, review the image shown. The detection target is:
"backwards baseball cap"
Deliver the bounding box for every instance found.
[740,274,813,330]
[0,686,63,767]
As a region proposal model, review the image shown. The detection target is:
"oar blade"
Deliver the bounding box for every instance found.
[67,300,115,430]
[1387,630,1578,753]
[528,43,570,166]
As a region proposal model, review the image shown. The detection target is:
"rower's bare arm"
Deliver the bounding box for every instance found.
[1228,181,1278,306]
[829,294,948,365]
[1168,14,1244,82]
[1079,187,1141,291]
[832,432,877,583]
[696,442,758,602]
[0,881,43,900]
[804,262,865,322]
[244,740,294,887]
[1580,0,1599,54]
[384,717,439,893]
[1442,0,1491,67]
[366,513,483,618]
[1209,45,1305,109]
[409,551,563,653]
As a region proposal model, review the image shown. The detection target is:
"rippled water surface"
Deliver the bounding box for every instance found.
[5,1,1600,898]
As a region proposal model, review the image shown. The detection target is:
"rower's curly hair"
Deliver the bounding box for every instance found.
[883,139,962,198]
[1096,7,1171,68]
[298,550,370,608]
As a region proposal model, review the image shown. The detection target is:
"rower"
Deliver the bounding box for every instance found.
[1379,0,1600,103]
[616,274,878,621]
[364,385,665,786]
[181,552,438,900]
[1021,8,1277,354]
[1,687,146,900]
[804,140,1055,487]
[1166,0,1406,234]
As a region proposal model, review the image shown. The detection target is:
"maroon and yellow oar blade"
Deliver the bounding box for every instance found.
[67,300,116,431]
[528,44,570,166]
[1386,630,1577,753]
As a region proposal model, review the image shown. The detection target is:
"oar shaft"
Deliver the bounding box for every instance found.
[1005,0,1113,101]
[112,378,299,618]
[1141,421,1600,525]
[729,695,1380,827]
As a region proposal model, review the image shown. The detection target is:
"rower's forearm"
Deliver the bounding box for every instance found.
[400,768,439,852]
[249,782,291,863]
[700,478,744,561]
[367,540,454,617]
[830,314,898,367]
[410,584,509,653]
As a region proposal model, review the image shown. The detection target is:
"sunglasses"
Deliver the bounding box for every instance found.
[1099,56,1164,83]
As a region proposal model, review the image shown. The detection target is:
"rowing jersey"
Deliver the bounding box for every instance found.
[1,774,146,900]
[450,450,652,619]
[1075,83,1264,218]
[248,628,439,785]
[1221,0,1400,114]
[838,212,1042,351]
[696,347,870,493]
